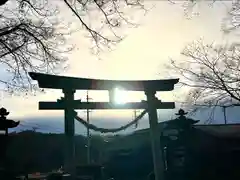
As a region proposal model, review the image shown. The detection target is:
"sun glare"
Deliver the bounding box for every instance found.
[113,87,128,104]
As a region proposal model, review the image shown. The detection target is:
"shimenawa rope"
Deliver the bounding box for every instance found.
[74,109,148,133]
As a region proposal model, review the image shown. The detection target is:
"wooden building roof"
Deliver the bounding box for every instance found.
[195,124,240,138]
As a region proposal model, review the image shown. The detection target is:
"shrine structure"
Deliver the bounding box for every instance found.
[29,72,179,180]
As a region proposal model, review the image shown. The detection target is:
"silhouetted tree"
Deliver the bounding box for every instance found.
[62,0,145,52]
[169,40,240,117]
[221,0,240,33]
[0,0,72,94]
[0,0,145,94]
[179,1,240,33]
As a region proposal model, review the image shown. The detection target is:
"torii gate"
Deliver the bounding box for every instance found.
[29,72,179,180]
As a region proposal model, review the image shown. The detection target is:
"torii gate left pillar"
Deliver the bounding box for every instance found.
[63,88,76,177]
[145,89,165,180]
[29,72,179,180]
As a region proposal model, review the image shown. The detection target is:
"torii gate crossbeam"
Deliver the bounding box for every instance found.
[38,101,175,110]
[29,72,179,180]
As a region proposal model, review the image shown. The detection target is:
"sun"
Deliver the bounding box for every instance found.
[113,87,128,104]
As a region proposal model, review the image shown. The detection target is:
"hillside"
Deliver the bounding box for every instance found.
[1,129,150,174]
[3,131,90,174]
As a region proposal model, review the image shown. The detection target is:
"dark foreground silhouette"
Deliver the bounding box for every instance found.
[0,121,240,180]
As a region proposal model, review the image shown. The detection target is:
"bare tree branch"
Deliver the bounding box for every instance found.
[0,0,147,95]
[0,0,73,95]
[176,0,240,33]
[167,39,240,122]
[62,0,148,54]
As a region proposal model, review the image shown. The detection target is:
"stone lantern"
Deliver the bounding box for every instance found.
[0,107,20,135]
[163,109,200,180]
[0,107,19,174]
[164,109,199,131]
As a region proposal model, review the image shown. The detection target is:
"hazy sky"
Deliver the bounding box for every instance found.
[2,1,238,132]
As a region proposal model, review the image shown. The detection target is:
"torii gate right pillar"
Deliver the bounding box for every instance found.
[145,90,165,180]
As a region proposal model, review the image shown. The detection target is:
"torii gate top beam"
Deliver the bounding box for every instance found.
[29,72,179,91]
